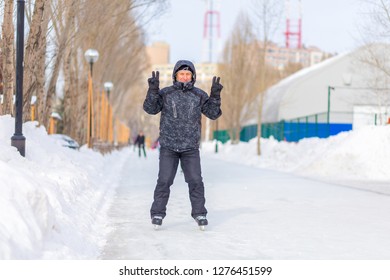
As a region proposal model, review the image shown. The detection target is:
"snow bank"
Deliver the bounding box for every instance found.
[0,115,124,259]
[202,125,390,181]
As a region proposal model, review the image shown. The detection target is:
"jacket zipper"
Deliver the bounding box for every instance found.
[172,101,177,118]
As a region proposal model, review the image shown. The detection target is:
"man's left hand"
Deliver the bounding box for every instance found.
[210,76,223,98]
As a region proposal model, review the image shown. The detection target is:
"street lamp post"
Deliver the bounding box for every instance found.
[104,82,113,144]
[327,86,335,137]
[84,49,99,148]
[11,0,26,157]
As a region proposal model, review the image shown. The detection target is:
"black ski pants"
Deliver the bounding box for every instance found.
[138,144,146,158]
[150,147,207,219]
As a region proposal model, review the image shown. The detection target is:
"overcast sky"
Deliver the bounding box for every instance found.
[146,0,368,64]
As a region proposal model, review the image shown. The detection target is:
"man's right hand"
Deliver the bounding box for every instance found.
[148,71,160,91]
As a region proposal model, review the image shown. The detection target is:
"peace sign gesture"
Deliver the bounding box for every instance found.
[148,70,160,90]
[210,76,223,98]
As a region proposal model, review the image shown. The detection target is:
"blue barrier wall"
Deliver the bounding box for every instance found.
[283,123,352,141]
[214,122,353,143]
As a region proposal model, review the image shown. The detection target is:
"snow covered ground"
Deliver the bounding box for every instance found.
[1,115,390,260]
[101,150,390,260]
[202,126,390,194]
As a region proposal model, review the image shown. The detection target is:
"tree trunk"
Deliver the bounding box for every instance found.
[72,53,87,145]
[1,0,15,115]
[35,3,50,124]
[23,0,48,122]
[62,45,73,136]
[257,46,266,156]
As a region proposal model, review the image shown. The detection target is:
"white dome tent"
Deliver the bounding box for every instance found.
[242,43,390,142]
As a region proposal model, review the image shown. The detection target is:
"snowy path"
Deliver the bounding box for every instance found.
[100,149,390,260]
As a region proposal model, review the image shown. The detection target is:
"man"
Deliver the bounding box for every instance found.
[143,60,223,230]
[134,131,146,158]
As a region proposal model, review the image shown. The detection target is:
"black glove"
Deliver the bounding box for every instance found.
[210,76,223,98]
[148,71,160,91]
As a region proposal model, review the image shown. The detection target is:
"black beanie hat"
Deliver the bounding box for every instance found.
[177,65,193,73]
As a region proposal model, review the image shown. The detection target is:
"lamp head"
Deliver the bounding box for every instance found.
[84,49,99,64]
[104,82,114,92]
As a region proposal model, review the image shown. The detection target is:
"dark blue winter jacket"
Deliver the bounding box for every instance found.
[143,60,222,152]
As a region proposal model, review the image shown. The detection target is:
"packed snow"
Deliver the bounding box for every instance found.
[203,127,390,194]
[0,115,126,259]
[0,115,389,259]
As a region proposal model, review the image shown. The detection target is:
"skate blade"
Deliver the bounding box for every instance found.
[153,225,161,230]
[199,225,206,231]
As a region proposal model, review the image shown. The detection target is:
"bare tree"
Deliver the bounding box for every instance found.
[359,0,390,43]
[41,0,76,128]
[281,61,304,79]
[352,44,390,123]
[218,13,263,144]
[251,0,283,155]
[354,1,390,122]
[61,0,78,139]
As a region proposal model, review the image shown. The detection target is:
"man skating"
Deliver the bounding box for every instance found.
[143,60,223,230]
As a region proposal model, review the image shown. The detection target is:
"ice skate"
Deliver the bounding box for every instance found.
[151,216,163,230]
[195,216,208,231]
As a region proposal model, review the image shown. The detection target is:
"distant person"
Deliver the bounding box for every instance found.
[134,131,147,158]
[143,60,223,230]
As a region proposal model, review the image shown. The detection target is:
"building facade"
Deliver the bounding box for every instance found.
[263,42,331,70]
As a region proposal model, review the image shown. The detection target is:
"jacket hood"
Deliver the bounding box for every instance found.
[172,60,196,83]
